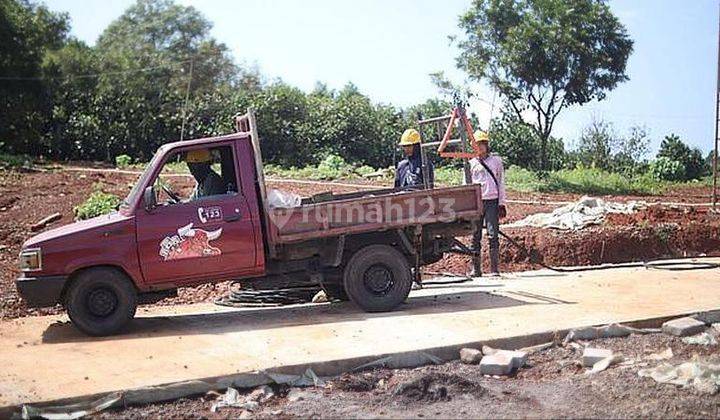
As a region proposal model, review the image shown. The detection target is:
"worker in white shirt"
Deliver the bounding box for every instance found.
[468,130,507,277]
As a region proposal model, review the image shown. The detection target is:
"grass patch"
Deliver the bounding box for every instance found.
[541,168,670,195]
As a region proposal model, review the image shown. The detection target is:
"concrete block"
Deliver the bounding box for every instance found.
[482,345,498,355]
[479,353,514,376]
[459,348,482,364]
[582,348,613,367]
[694,310,720,325]
[500,350,528,369]
[662,317,706,337]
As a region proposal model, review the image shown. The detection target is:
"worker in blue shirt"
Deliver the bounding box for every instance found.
[394,129,434,189]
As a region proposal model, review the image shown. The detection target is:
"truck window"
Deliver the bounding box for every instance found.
[154,145,239,205]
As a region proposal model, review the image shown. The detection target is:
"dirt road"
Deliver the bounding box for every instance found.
[2,165,719,319]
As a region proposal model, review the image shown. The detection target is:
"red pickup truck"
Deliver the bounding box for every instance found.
[17,110,484,335]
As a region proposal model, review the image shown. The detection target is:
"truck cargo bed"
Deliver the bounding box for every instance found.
[267,184,483,243]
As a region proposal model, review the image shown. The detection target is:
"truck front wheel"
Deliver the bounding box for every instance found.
[343,245,412,312]
[65,267,138,336]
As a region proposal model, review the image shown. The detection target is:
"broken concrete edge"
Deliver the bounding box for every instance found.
[3,310,716,418]
[692,309,720,325]
[662,317,707,337]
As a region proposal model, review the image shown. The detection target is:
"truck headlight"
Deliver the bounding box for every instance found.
[19,248,42,272]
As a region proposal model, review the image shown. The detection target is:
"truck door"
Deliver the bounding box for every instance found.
[135,144,259,285]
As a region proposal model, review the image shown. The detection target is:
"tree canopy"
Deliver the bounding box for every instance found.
[456,0,634,169]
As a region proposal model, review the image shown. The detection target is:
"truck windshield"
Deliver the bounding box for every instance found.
[121,149,165,211]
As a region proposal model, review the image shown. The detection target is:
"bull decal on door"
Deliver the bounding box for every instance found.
[160,223,222,261]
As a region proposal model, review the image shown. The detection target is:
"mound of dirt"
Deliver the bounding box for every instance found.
[334,370,393,392]
[429,206,720,276]
[391,372,487,403]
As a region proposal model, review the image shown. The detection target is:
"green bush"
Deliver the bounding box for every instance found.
[355,165,377,177]
[0,153,31,169]
[434,165,463,186]
[73,190,121,220]
[315,154,350,179]
[650,157,684,181]
[657,134,708,180]
[489,117,566,171]
[114,154,132,168]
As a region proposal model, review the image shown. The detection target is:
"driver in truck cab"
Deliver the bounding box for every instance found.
[185,149,225,199]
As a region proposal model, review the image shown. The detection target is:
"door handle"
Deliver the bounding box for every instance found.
[224,214,241,222]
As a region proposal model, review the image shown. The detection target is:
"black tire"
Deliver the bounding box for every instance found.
[343,244,412,312]
[65,267,138,336]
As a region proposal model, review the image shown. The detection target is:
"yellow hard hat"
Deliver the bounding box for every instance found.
[473,130,489,143]
[399,129,421,146]
[185,149,212,163]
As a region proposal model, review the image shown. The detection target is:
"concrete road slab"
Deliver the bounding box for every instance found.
[1,258,719,411]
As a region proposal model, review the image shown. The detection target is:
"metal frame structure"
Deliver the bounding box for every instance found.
[417,104,480,187]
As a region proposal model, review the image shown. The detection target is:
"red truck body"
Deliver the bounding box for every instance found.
[16,110,483,335]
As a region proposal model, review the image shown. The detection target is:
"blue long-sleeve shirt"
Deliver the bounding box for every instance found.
[394,153,434,189]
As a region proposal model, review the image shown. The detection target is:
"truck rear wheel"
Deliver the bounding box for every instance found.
[343,245,412,312]
[65,267,137,336]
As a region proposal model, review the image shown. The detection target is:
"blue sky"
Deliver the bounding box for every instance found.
[45,0,719,154]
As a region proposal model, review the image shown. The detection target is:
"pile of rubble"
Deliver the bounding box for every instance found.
[456,311,720,395]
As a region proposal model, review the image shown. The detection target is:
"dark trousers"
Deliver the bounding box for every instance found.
[472,198,500,274]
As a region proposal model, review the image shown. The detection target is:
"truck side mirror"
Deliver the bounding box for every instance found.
[143,186,157,211]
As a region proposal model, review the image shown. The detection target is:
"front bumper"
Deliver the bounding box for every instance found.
[15,275,68,307]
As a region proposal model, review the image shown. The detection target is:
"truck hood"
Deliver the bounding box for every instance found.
[23,211,132,248]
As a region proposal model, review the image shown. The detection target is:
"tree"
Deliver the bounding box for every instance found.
[657,134,707,180]
[575,118,615,170]
[92,0,242,161]
[488,114,565,170]
[42,39,101,159]
[0,0,70,154]
[574,119,649,173]
[455,0,633,170]
[301,83,404,168]
[614,125,649,173]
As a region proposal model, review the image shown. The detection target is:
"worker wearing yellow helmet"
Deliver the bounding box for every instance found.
[185,149,225,200]
[394,129,434,189]
[468,130,507,277]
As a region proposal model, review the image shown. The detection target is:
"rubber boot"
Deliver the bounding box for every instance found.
[489,247,500,276]
[468,257,482,278]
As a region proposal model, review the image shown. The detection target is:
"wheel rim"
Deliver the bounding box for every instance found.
[86,287,118,318]
[362,264,394,296]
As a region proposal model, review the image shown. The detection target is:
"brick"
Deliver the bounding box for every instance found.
[478,347,526,370]
[459,348,482,364]
[662,317,706,337]
[582,348,613,367]
[479,353,514,376]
